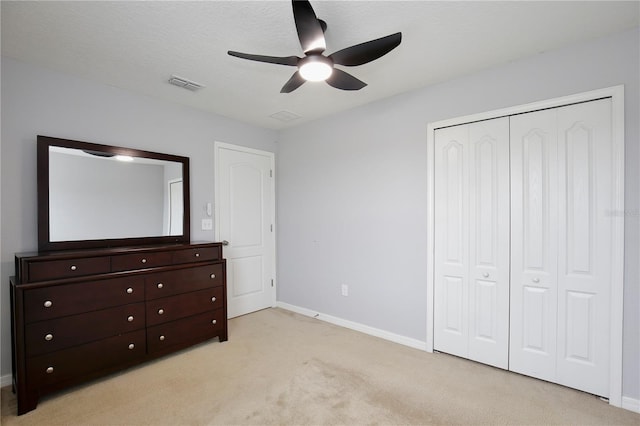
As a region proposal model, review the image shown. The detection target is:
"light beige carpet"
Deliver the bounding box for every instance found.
[1,308,638,425]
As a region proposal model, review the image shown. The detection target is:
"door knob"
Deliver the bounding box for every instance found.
[222,240,229,246]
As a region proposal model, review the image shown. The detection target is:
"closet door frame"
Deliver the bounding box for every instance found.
[426,85,625,407]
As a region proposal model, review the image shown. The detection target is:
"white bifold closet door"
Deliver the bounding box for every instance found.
[434,117,510,369]
[510,98,613,397]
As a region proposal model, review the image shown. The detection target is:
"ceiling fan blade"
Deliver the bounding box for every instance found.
[292,0,326,54]
[228,51,300,66]
[329,32,402,66]
[281,71,306,93]
[326,69,367,91]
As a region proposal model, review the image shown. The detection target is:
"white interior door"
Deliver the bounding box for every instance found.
[509,108,559,382]
[510,99,613,397]
[434,117,510,369]
[215,143,276,318]
[555,99,612,396]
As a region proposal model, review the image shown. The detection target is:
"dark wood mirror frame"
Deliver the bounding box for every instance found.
[37,135,190,252]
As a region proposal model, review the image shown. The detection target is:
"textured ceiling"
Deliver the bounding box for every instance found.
[2,1,638,130]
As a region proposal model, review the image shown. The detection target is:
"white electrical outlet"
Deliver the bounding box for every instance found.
[341,284,349,297]
[201,218,213,230]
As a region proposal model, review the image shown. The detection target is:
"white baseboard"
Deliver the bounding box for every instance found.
[1,374,12,388]
[276,301,426,351]
[622,396,640,413]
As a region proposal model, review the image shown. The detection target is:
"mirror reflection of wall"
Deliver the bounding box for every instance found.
[49,147,183,241]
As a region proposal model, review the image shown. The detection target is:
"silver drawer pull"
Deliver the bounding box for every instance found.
[157,283,164,289]
[44,300,53,308]
[210,274,216,279]
[45,334,53,341]
[128,343,135,350]
[211,297,216,303]
[127,316,134,322]
[70,265,77,271]
[211,319,217,325]
[158,309,164,315]
[195,253,200,257]
[126,287,134,294]
[141,258,147,264]
[46,366,54,374]
[482,273,489,278]
[533,278,540,283]
[159,335,165,341]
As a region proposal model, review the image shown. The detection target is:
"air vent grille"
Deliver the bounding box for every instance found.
[168,75,205,91]
[270,110,301,122]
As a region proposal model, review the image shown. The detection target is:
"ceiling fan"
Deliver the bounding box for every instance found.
[227,0,402,93]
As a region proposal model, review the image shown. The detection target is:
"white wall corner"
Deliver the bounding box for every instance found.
[621,396,640,414]
[276,302,427,351]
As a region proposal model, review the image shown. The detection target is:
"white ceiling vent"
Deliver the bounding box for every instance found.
[270,110,301,122]
[168,75,205,91]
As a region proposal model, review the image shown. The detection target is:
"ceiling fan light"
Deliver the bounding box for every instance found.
[299,59,333,82]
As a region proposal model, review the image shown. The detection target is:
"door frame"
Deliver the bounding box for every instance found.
[213,141,277,310]
[426,85,625,406]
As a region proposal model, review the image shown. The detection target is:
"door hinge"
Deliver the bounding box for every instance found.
[271,279,274,287]
[270,169,273,178]
[270,224,273,232]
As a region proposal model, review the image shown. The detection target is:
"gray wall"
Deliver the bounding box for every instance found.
[0,56,278,379]
[276,28,640,400]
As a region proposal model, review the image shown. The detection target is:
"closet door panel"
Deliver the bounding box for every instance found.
[556,99,612,397]
[510,109,558,381]
[468,118,510,369]
[434,125,470,357]
[434,118,509,368]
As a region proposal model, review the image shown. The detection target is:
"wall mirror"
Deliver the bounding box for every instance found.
[37,135,190,251]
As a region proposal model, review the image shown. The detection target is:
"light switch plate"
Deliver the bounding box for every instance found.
[201,218,213,230]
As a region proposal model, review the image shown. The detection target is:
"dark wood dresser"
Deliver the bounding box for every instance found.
[10,242,227,415]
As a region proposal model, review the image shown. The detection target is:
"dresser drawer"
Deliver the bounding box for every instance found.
[23,276,144,323]
[25,303,145,357]
[145,263,223,300]
[111,251,172,272]
[28,256,110,282]
[26,330,146,389]
[172,246,221,264]
[146,287,223,326]
[147,309,224,353]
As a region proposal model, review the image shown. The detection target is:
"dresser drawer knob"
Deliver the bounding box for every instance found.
[159,335,165,341]
[157,283,164,289]
[127,316,134,322]
[45,334,53,341]
[126,287,134,294]
[210,274,216,279]
[158,309,164,315]
[211,297,216,302]
[46,366,54,374]
[128,343,135,350]
[141,258,147,264]
[43,300,53,308]
[70,265,77,271]
[195,253,200,257]
[211,319,217,325]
